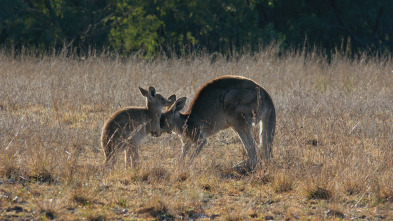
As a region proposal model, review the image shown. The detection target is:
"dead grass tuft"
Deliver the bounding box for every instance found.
[251,171,274,185]
[305,186,332,200]
[2,163,23,181]
[174,171,189,182]
[72,194,91,206]
[139,166,170,183]
[0,148,23,180]
[343,179,364,196]
[29,167,56,183]
[71,188,94,206]
[137,199,174,219]
[271,171,294,193]
[374,176,393,203]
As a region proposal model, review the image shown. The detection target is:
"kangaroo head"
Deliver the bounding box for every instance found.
[139,86,174,109]
[160,97,187,135]
[139,86,175,137]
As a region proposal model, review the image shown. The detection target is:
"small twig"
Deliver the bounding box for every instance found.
[350,121,361,133]
[5,125,24,151]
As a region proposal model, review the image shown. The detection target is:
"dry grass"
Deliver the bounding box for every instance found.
[0,48,392,220]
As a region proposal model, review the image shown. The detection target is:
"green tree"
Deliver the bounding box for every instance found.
[255,0,393,54]
[2,0,393,55]
[0,0,111,52]
[107,0,163,56]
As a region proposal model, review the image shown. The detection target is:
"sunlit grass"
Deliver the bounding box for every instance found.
[0,49,392,219]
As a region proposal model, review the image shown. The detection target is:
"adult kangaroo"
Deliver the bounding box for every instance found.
[101,87,175,169]
[160,76,276,172]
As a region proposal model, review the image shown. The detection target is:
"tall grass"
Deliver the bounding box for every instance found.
[0,48,392,219]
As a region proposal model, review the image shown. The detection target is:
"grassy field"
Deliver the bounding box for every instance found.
[0,48,392,220]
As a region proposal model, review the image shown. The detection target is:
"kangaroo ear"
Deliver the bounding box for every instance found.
[174,97,187,112]
[148,86,156,97]
[139,87,148,97]
[168,94,176,104]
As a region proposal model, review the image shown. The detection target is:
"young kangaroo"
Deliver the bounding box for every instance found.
[160,76,276,172]
[101,87,175,169]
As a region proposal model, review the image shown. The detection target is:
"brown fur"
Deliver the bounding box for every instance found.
[160,76,276,172]
[101,87,175,169]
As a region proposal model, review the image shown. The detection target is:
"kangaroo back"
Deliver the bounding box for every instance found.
[101,107,148,164]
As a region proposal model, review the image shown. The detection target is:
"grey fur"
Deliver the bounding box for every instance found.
[160,76,276,172]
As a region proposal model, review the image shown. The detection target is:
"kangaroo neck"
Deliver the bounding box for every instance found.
[147,103,161,120]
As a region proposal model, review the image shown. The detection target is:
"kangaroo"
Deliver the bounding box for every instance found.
[101,86,175,169]
[160,76,276,172]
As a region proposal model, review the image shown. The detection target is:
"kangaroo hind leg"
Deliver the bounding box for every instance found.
[230,117,258,173]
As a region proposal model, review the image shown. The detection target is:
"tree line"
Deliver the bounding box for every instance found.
[1,0,393,56]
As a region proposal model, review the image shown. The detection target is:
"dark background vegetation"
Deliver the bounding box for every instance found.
[1,0,393,56]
